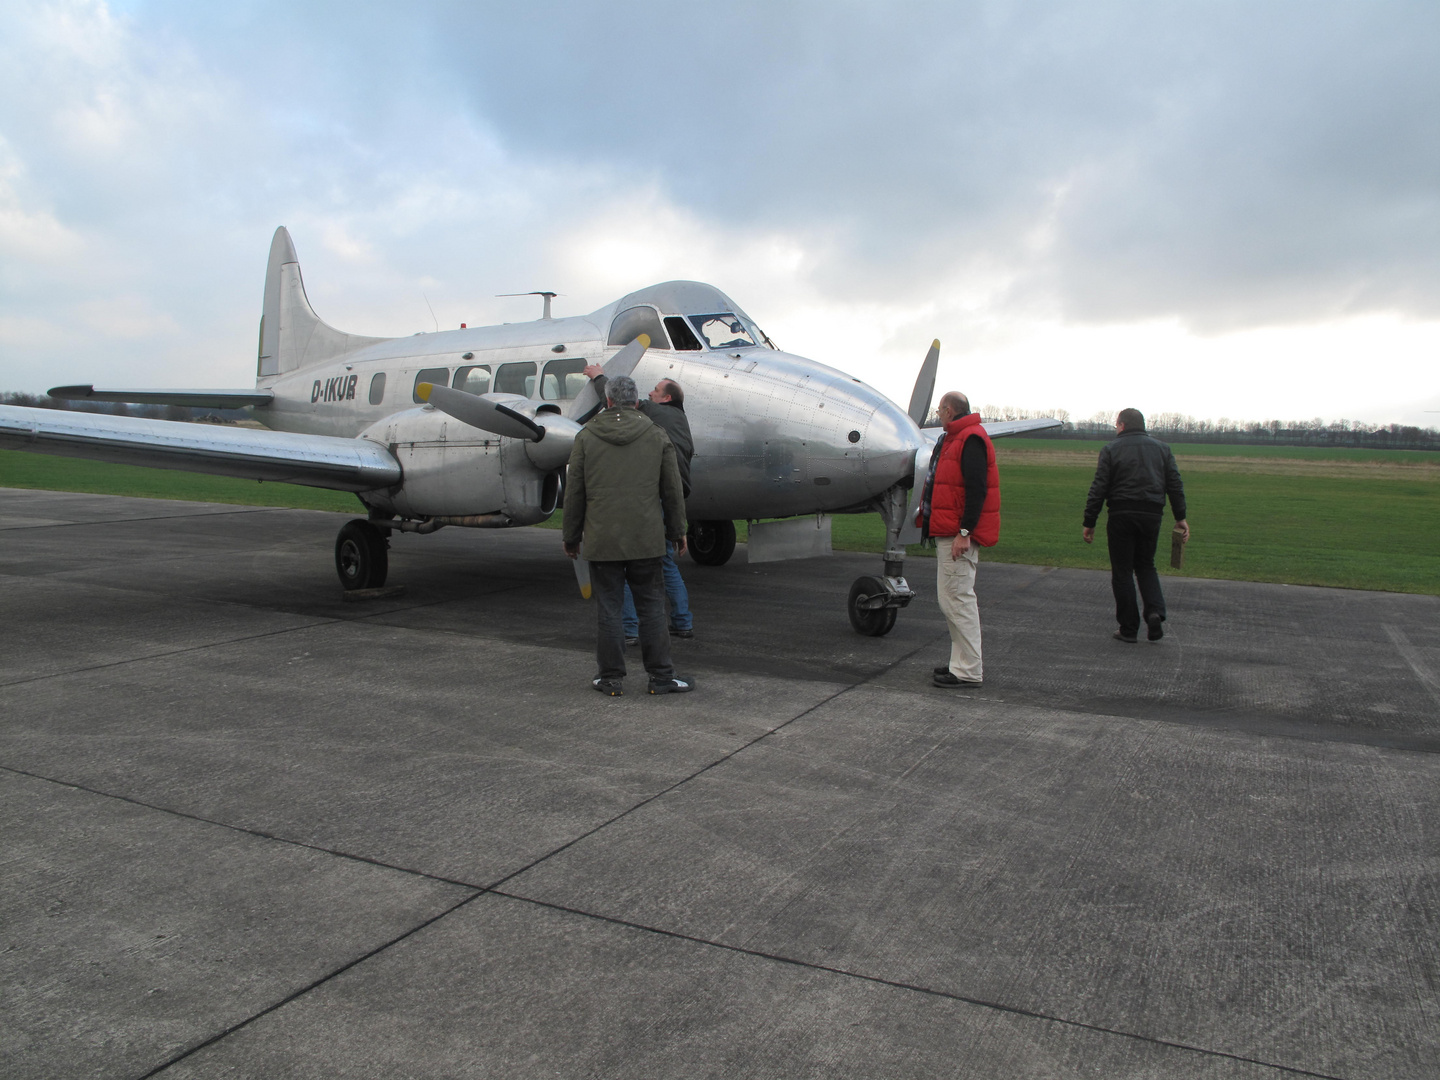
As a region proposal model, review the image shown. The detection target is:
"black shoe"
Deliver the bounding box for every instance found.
[1146,613,1164,641]
[648,675,695,695]
[933,666,950,676]
[1113,630,1138,643]
[933,672,982,689]
[670,627,694,638]
[624,636,639,647]
[592,677,623,696]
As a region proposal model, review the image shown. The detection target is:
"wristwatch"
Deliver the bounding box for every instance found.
[959,529,970,537]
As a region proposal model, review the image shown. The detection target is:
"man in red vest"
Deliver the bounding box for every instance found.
[917,391,1001,688]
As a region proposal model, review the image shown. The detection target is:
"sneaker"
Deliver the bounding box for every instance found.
[624,636,639,648]
[670,627,694,638]
[592,677,623,696]
[933,672,982,689]
[933,665,950,676]
[648,675,695,695]
[1146,613,1164,641]
[1113,630,1138,643]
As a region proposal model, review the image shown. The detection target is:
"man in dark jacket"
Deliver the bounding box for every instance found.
[1083,408,1190,642]
[584,365,694,639]
[916,391,1000,688]
[563,375,693,695]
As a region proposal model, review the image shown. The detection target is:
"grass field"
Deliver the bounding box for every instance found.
[3,443,1437,595]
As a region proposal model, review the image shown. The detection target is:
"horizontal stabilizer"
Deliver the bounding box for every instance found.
[49,385,275,409]
[0,405,400,492]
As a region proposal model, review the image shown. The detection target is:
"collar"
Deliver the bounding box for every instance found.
[943,412,983,435]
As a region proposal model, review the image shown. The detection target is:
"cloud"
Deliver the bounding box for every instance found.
[0,0,1436,423]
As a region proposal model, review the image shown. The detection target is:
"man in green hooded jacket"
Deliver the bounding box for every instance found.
[563,375,693,696]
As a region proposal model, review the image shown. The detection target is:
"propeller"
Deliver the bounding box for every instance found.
[568,334,651,420]
[572,555,592,600]
[416,383,542,439]
[415,383,583,471]
[907,339,940,428]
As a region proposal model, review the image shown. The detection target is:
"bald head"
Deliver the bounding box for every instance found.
[936,392,970,423]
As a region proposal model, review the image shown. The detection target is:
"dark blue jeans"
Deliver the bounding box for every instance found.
[621,540,692,635]
[1106,511,1167,636]
[591,558,674,682]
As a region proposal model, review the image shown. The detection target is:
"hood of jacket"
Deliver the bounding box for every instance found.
[587,406,654,446]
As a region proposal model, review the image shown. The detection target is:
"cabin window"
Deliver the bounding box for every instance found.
[495,361,537,397]
[664,316,702,351]
[607,306,671,349]
[541,358,588,400]
[368,373,386,405]
[689,313,757,350]
[413,367,450,403]
[452,365,492,395]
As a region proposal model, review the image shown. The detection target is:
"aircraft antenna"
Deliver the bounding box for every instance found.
[498,291,560,320]
[422,294,439,333]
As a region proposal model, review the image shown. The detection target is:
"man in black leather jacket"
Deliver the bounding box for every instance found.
[1082,409,1190,642]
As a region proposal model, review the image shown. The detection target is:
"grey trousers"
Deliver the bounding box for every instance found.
[590,558,674,682]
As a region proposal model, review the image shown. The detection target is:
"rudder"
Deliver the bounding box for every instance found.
[256,226,388,379]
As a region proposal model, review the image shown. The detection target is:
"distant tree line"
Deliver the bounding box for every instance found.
[923,403,1440,450]
[1,391,249,424]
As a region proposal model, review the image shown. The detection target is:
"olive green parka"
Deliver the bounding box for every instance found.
[562,406,687,561]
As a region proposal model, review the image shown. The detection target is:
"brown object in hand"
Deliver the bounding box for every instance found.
[1170,525,1187,569]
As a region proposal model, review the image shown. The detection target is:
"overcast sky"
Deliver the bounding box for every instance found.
[2,0,1437,425]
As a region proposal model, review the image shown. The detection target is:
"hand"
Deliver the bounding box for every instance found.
[1082,526,1094,544]
[1175,520,1190,542]
[950,534,971,560]
[673,536,687,558]
[583,364,604,379]
[563,540,580,560]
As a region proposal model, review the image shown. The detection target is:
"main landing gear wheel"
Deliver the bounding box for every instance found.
[687,519,737,566]
[848,575,898,636]
[335,519,389,590]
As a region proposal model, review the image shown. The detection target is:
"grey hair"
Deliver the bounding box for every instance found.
[607,375,640,408]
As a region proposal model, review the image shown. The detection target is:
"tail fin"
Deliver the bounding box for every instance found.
[257,227,388,378]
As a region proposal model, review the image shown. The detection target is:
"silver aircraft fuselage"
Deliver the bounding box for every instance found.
[256,284,923,523]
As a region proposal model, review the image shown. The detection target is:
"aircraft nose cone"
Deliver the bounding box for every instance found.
[858,389,923,487]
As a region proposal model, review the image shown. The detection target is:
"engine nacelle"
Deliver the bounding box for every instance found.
[356,405,561,525]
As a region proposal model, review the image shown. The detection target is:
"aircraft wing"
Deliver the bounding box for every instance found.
[48,385,275,409]
[0,405,400,492]
[980,417,1064,438]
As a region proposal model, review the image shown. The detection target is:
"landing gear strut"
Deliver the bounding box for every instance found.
[847,484,914,636]
[687,519,737,566]
[335,519,389,590]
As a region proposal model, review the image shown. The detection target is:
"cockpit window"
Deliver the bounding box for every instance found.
[689,313,757,349]
[607,306,671,349]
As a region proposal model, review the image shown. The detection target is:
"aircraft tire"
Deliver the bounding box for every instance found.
[335,519,389,590]
[848,576,898,636]
[687,519,737,566]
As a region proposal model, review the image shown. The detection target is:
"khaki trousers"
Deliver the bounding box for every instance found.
[935,541,982,681]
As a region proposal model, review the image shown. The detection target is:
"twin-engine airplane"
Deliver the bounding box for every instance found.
[0,228,1059,635]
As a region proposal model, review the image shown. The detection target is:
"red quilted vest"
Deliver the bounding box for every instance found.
[926,414,1001,545]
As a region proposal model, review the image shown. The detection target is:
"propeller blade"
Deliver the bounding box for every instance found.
[572,556,592,599]
[569,334,651,420]
[907,339,940,428]
[417,383,543,441]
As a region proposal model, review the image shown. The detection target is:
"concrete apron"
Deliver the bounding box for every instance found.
[1,488,1437,1079]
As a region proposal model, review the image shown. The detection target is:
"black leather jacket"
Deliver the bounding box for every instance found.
[1083,429,1187,527]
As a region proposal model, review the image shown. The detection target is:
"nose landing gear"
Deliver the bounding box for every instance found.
[846,483,915,636]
